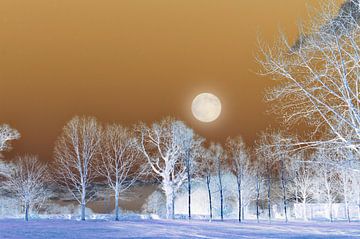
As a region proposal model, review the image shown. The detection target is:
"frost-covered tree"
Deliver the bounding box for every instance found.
[339,166,352,222]
[197,145,215,221]
[289,160,315,221]
[274,134,293,222]
[0,159,15,179]
[261,131,294,222]
[255,132,276,222]
[0,124,20,202]
[253,159,264,223]
[313,148,339,222]
[98,124,140,221]
[349,166,360,219]
[137,118,194,219]
[54,116,102,221]
[238,166,257,221]
[0,124,20,154]
[258,0,360,153]
[183,135,204,220]
[5,155,49,221]
[209,143,225,221]
[337,149,355,223]
[287,152,303,205]
[226,136,251,222]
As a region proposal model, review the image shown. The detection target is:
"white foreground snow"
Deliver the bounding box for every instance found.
[0,219,360,239]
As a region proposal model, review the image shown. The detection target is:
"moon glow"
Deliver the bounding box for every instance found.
[191,93,222,123]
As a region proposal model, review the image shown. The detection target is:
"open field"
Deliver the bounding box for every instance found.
[1,219,360,239]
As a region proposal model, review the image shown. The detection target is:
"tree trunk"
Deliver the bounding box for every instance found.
[345,199,350,223]
[24,202,29,221]
[115,188,120,221]
[187,157,191,221]
[218,169,224,221]
[81,203,86,221]
[163,179,175,220]
[165,190,174,219]
[357,190,360,220]
[329,202,333,222]
[237,175,242,222]
[267,172,271,223]
[172,191,175,219]
[343,172,351,223]
[81,185,86,221]
[256,174,260,223]
[242,205,245,221]
[280,160,288,223]
[206,176,213,221]
[302,199,307,221]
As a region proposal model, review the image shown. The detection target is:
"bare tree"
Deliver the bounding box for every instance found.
[337,149,355,223]
[349,164,360,219]
[270,132,294,222]
[98,124,140,221]
[313,148,339,222]
[287,152,303,205]
[226,136,250,222]
[183,135,204,220]
[0,124,20,153]
[255,132,276,222]
[210,142,225,221]
[137,118,194,219]
[197,145,215,221]
[258,0,360,153]
[5,155,49,221]
[253,158,264,223]
[289,159,315,221]
[238,165,257,221]
[53,116,102,221]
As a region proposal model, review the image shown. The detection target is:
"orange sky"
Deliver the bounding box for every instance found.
[0,0,342,161]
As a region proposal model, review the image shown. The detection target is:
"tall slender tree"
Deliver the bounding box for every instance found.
[314,148,339,222]
[54,116,102,221]
[210,143,225,221]
[98,124,140,221]
[183,135,203,220]
[226,136,250,222]
[197,145,215,221]
[289,159,315,221]
[255,132,276,223]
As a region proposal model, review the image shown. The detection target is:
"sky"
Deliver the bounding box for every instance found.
[0,0,342,161]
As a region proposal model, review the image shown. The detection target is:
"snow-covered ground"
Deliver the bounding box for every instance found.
[1,219,360,239]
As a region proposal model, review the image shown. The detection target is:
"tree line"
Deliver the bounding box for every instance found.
[1,0,360,223]
[1,117,360,223]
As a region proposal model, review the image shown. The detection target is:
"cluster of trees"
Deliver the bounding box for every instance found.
[1,0,360,224]
[50,116,259,222]
[255,131,360,223]
[3,116,360,224]
[0,116,254,222]
[258,0,360,153]
[255,0,360,223]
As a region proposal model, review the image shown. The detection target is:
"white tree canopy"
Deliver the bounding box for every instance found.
[4,155,49,221]
[137,117,195,219]
[259,0,360,152]
[0,124,20,152]
[53,116,102,220]
[98,124,140,220]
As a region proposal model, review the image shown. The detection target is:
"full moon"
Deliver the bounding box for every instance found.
[191,93,222,123]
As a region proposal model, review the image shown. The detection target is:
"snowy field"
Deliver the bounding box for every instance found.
[1,219,360,239]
